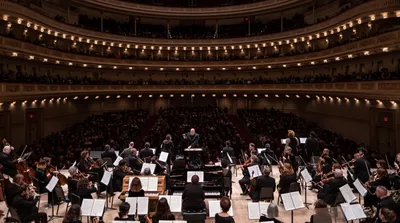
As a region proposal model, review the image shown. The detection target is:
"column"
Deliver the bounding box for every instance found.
[134,18,137,36]
[281,12,284,32]
[67,2,70,24]
[100,11,104,32]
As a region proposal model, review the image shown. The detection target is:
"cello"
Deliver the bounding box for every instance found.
[7,141,35,184]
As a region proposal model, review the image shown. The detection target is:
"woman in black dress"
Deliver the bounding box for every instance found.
[114,202,135,221]
[128,177,145,197]
[215,196,235,223]
[63,204,82,223]
[151,198,175,223]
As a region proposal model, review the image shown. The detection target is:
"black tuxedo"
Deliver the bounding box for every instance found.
[127,156,141,172]
[0,152,17,177]
[101,149,117,162]
[182,184,205,211]
[353,157,370,183]
[139,148,153,160]
[112,167,127,192]
[6,183,22,206]
[250,175,276,201]
[186,133,200,148]
[222,146,234,158]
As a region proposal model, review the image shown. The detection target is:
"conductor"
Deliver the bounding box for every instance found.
[183,128,200,149]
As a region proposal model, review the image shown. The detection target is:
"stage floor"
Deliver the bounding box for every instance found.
[0,166,358,223]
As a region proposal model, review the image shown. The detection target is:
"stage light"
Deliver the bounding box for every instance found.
[83,64,87,67]
[113,66,117,69]
[138,95,142,98]
[265,94,268,97]
[129,67,133,70]
[275,94,279,98]
[376,100,382,104]
[170,94,174,97]
[254,94,258,98]
[253,66,257,69]
[285,95,290,98]
[306,95,310,98]
[212,94,216,97]
[296,95,300,98]
[364,51,369,55]
[233,94,237,97]
[382,47,389,52]
[268,66,271,68]
[202,94,205,97]
[176,68,180,71]
[181,94,184,97]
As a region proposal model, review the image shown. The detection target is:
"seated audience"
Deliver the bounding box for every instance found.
[63,204,82,223]
[182,175,206,211]
[128,177,145,197]
[151,197,175,223]
[215,196,235,223]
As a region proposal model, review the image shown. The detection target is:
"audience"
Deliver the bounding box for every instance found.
[215,196,235,223]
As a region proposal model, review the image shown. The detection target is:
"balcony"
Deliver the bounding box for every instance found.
[1,81,400,101]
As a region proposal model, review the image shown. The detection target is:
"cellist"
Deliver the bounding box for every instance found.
[0,145,22,178]
[238,155,259,196]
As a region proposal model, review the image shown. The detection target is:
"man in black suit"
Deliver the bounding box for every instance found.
[6,174,24,206]
[126,148,141,174]
[374,186,398,221]
[222,140,234,162]
[318,169,347,205]
[0,145,20,177]
[250,166,276,202]
[182,175,205,211]
[101,144,117,162]
[305,131,319,159]
[113,160,127,192]
[12,185,48,223]
[121,141,135,159]
[183,128,200,149]
[139,142,153,162]
[239,155,259,195]
[353,148,370,183]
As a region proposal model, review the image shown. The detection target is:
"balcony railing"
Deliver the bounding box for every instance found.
[1,81,400,101]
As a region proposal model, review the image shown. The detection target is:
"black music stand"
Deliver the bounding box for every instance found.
[46,177,64,221]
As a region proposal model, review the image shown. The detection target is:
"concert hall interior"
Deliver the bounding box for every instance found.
[1,0,400,222]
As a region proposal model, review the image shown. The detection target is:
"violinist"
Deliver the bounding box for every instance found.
[311,157,333,189]
[239,155,259,196]
[248,142,257,155]
[90,159,106,192]
[277,163,296,195]
[317,169,347,205]
[364,168,391,211]
[67,166,79,199]
[376,159,388,170]
[139,142,154,162]
[77,150,92,173]
[76,177,97,202]
[352,148,370,183]
[113,160,128,192]
[394,153,400,173]
[6,174,25,206]
[36,159,54,207]
[101,145,117,163]
[12,184,48,223]
[0,145,21,177]
[250,166,276,202]
[282,147,297,173]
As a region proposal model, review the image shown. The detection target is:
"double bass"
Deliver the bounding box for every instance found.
[5,139,36,184]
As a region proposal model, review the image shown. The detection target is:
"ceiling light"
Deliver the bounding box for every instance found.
[382,47,389,52]
[84,96,89,99]
[160,94,163,98]
[296,95,300,98]
[170,94,174,97]
[149,95,153,98]
[297,63,301,66]
[238,67,241,70]
[12,52,18,57]
[127,95,131,98]
[212,94,216,97]
[68,62,73,66]
[98,65,102,68]
[253,66,257,69]
[73,96,78,100]
[222,68,226,70]
[335,57,340,61]
[254,94,258,97]
[202,94,205,97]
[113,66,117,69]
[376,100,382,103]
[285,95,290,98]
[233,94,237,97]
[348,54,353,58]
[264,94,268,97]
[129,67,133,70]
[306,95,310,98]
[364,51,369,55]
[83,64,87,67]
[176,68,180,71]
[181,94,184,97]
[106,95,110,99]
[138,95,142,98]
[268,66,271,69]
[117,95,121,98]
[244,94,247,97]
[145,67,148,70]
[390,101,396,104]
[95,96,99,99]
[207,68,210,71]
[223,94,226,97]
[275,94,279,98]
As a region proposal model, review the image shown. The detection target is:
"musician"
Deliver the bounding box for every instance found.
[76,178,97,202]
[114,202,134,221]
[259,203,281,223]
[215,196,235,223]
[277,163,296,194]
[126,148,141,173]
[160,134,174,156]
[285,130,299,155]
[309,200,331,223]
[121,141,135,159]
[142,167,153,176]
[90,159,106,192]
[182,175,206,211]
[353,148,370,183]
[36,159,54,207]
[394,153,400,173]
[101,144,117,162]
[77,150,92,173]
[12,184,48,223]
[151,156,167,175]
[250,166,276,202]
[311,157,333,188]
[63,204,82,223]
[222,140,234,160]
[183,128,200,149]
[152,197,176,223]
[113,160,128,192]
[282,147,298,173]
[374,186,397,222]
[239,155,259,195]
[376,159,388,169]
[220,160,232,197]
[321,148,330,159]
[305,131,319,158]
[67,166,79,199]
[379,208,397,223]
[0,145,21,177]
[317,169,347,205]
[6,174,24,206]
[249,142,257,155]
[139,142,153,162]
[128,177,145,197]
[364,168,391,211]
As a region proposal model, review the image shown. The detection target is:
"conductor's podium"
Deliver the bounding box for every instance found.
[119,175,166,213]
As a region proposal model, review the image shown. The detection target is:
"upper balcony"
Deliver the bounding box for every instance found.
[1,0,399,46]
[69,0,312,19]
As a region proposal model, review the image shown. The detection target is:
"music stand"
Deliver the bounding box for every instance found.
[45,176,63,221]
[281,192,305,223]
[299,168,312,208]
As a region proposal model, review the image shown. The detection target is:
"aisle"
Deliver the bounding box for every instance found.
[0,166,353,223]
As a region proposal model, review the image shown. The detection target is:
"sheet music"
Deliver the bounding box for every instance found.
[137,197,149,215]
[247,165,262,178]
[300,138,307,144]
[257,148,266,154]
[115,151,120,156]
[197,171,204,182]
[113,156,123,166]
[290,192,305,209]
[300,169,312,183]
[248,202,261,219]
[101,171,112,185]
[91,199,106,217]
[186,171,204,183]
[125,197,138,215]
[208,200,221,217]
[151,148,156,155]
[81,199,94,216]
[141,163,156,174]
[112,221,139,223]
[340,203,359,221]
[159,151,169,163]
[45,176,59,192]
[147,177,158,191]
[351,204,367,219]
[170,196,182,212]
[227,153,233,164]
[139,177,149,191]
[339,184,357,204]
[353,179,367,197]
[259,202,270,216]
[281,193,295,211]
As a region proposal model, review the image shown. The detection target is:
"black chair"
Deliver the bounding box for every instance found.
[259,187,274,202]
[278,182,301,204]
[32,178,45,208]
[70,193,81,205]
[182,209,207,223]
[8,207,21,223]
[54,186,69,215]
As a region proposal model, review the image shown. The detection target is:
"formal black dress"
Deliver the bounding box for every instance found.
[113,167,127,192]
[278,173,296,194]
[215,213,235,223]
[151,213,175,223]
[67,177,78,198]
[128,189,145,197]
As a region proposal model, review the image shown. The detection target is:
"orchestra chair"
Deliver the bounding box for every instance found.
[182,209,207,223]
[54,186,69,215]
[222,176,232,198]
[32,177,45,208]
[70,193,81,205]
[259,187,274,202]
[295,156,305,171]
[277,182,301,204]
[102,158,114,168]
